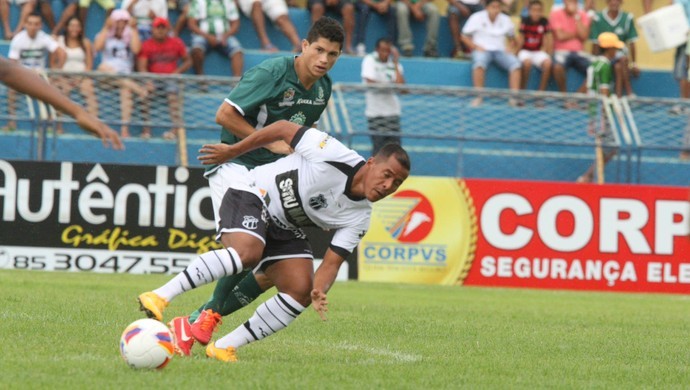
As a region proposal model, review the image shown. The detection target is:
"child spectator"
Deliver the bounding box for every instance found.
[577,32,621,183]
[589,0,638,97]
[517,0,552,91]
[187,0,244,77]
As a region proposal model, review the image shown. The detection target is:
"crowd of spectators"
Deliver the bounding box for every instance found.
[0,0,681,147]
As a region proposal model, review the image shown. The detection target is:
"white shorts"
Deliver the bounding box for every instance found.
[517,50,551,69]
[208,162,262,229]
[237,0,288,21]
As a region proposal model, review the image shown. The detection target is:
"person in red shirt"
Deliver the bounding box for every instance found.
[137,17,192,139]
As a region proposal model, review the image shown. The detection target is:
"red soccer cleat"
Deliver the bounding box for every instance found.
[168,316,194,356]
[190,309,222,345]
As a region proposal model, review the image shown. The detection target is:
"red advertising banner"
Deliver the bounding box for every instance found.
[463,179,690,294]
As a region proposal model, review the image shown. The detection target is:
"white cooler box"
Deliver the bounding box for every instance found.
[637,3,689,52]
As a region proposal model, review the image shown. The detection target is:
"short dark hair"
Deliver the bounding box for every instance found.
[375,37,393,48]
[306,16,345,51]
[485,0,501,6]
[375,143,411,171]
[528,0,543,7]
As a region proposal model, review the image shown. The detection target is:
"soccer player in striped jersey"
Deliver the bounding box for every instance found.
[138,119,410,362]
[162,16,345,357]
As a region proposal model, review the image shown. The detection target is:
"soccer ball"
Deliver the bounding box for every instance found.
[119,318,174,369]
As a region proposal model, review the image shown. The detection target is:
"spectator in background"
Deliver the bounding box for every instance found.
[589,0,638,97]
[79,0,115,32]
[237,0,301,52]
[13,0,56,37]
[461,0,521,106]
[361,37,404,154]
[354,0,395,57]
[671,0,690,113]
[94,9,147,138]
[396,0,439,57]
[550,0,591,94]
[121,0,168,41]
[53,16,99,134]
[447,0,482,58]
[137,17,192,139]
[577,32,621,183]
[309,0,355,54]
[517,0,552,91]
[6,13,65,130]
[187,0,244,77]
[172,0,190,36]
[0,0,11,39]
[51,0,80,35]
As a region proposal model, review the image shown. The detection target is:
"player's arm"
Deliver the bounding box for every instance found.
[311,247,346,321]
[199,120,301,164]
[0,58,124,149]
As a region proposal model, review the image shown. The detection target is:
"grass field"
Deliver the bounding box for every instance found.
[1,269,689,389]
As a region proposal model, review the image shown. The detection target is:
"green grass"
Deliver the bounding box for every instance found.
[1,269,689,389]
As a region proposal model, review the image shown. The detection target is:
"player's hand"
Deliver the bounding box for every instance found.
[198,143,235,164]
[74,110,124,150]
[311,288,329,321]
[265,140,293,155]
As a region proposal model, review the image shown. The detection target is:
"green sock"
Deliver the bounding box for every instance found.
[188,271,248,323]
[218,271,265,317]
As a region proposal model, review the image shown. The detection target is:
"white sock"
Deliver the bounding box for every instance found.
[153,247,243,301]
[215,293,305,349]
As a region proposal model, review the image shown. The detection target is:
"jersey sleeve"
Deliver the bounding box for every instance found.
[627,14,639,42]
[361,55,376,80]
[225,67,279,116]
[330,217,371,257]
[462,13,480,35]
[291,127,364,166]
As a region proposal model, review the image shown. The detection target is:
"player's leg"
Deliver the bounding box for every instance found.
[138,187,268,321]
[207,258,313,362]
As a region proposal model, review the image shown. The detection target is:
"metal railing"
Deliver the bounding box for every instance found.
[0,73,688,186]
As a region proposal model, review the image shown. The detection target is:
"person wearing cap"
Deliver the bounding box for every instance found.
[137,17,192,140]
[577,31,621,183]
[187,0,244,77]
[94,9,148,138]
[589,0,638,97]
[121,0,168,41]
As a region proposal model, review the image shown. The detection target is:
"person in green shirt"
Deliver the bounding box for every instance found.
[578,32,620,184]
[589,0,639,97]
[164,16,345,357]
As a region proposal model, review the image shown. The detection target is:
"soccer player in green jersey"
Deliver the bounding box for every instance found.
[165,16,345,356]
[577,32,620,184]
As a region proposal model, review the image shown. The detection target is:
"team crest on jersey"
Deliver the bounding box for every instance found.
[289,111,306,125]
[315,87,326,105]
[309,194,328,210]
[242,215,259,230]
[279,88,296,107]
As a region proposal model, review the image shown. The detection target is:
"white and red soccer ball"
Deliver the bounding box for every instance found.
[119,318,174,369]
